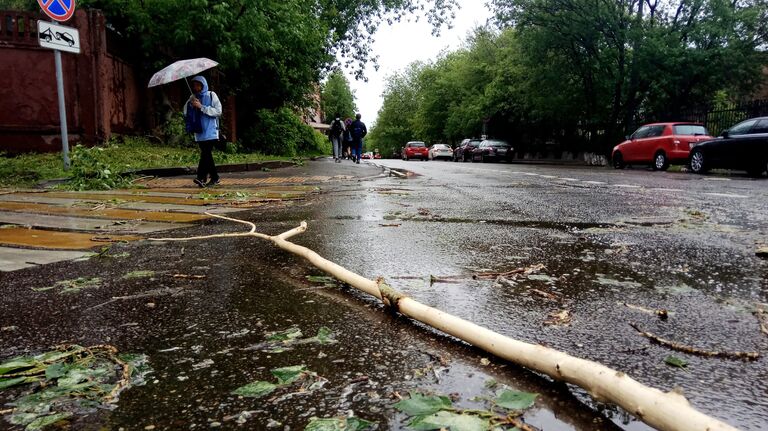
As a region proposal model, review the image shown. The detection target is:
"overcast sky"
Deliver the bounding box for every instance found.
[342,1,493,125]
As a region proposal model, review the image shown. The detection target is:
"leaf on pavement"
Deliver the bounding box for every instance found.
[231,381,277,398]
[266,327,303,342]
[495,389,538,410]
[664,355,688,369]
[408,411,489,431]
[304,416,376,431]
[394,392,452,416]
[271,365,307,385]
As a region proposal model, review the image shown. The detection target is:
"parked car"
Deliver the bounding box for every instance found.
[612,122,712,171]
[454,138,482,162]
[361,152,373,159]
[471,139,514,163]
[428,144,453,160]
[689,117,768,176]
[374,152,382,159]
[401,141,429,161]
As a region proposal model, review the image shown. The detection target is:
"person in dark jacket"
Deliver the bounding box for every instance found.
[184,76,222,187]
[350,113,367,164]
[327,113,345,163]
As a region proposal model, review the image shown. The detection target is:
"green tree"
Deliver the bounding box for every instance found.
[367,63,423,157]
[320,70,357,122]
[73,0,456,154]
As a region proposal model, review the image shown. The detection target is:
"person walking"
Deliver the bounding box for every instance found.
[328,113,345,163]
[343,118,354,160]
[184,76,222,187]
[350,113,367,164]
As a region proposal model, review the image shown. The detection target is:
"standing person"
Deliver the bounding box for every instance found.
[343,118,354,160]
[328,113,345,163]
[350,113,367,164]
[184,76,222,188]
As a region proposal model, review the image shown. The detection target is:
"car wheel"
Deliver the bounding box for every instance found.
[481,154,487,163]
[652,151,669,171]
[613,152,625,169]
[689,150,708,174]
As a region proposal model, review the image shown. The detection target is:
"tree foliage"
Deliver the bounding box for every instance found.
[320,70,357,122]
[372,0,767,155]
[67,0,455,154]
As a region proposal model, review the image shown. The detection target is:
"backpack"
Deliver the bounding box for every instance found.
[330,119,343,138]
[351,122,366,140]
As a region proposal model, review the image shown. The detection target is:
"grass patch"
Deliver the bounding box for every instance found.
[0,136,317,189]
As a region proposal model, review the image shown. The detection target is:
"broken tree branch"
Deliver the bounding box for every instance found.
[150,214,739,431]
[629,323,759,360]
[623,302,669,320]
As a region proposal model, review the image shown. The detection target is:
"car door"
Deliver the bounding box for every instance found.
[639,125,667,162]
[745,119,768,166]
[623,126,649,162]
[719,119,758,168]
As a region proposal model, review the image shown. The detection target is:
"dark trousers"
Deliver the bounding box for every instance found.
[197,140,219,182]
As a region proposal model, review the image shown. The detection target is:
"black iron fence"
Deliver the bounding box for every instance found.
[634,99,768,137]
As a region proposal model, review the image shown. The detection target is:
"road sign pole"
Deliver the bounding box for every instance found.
[54,49,70,170]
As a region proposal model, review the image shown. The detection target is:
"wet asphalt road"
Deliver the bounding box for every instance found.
[1,158,766,430]
[314,158,768,430]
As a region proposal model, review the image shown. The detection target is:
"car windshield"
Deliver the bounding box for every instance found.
[485,141,509,147]
[409,142,426,148]
[674,125,708,136]
[433,145,449,149]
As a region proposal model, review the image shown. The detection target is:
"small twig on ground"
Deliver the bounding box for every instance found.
[623,302,669,320]
[629,323,759,360]
[508,417,540,431]
[86,287,188,311]
[754,308,768,336]
[130,176,155,184]
[530,288,560,301]
[378,223,401,227]
[474,263,546,280]
[172,274,206,279]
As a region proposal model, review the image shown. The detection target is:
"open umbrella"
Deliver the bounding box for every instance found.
[147,58,219,93]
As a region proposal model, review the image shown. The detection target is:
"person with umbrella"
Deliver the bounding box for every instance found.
[148,58,222,188]
[184,76,222,187]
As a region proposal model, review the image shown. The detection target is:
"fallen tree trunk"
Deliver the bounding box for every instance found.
[151,214,739,431]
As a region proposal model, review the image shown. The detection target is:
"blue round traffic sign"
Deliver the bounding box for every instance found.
[37,0,76,22]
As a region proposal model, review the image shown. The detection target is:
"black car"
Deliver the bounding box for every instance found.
[453,138,482,162]
[689,117,768,177]
[471,139,514,163]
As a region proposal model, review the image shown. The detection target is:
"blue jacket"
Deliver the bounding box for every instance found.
[184,76,222,142]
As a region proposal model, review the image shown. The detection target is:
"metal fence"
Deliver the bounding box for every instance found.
[635,99,768,137]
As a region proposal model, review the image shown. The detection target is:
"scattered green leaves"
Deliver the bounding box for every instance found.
[664,355,689,369]
[305,416,376,431]
[31,277,102,294]
[408,411,489,431]
[395,389,538,431]
[233,365,326,400]
[0,345,151,429]
[256,326,336,353]
[122,270,156,279]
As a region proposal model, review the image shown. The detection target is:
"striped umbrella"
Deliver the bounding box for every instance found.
[147,58,219,92]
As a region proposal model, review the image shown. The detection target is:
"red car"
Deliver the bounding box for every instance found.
[401,141,429,161]
[612,123,712,170]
